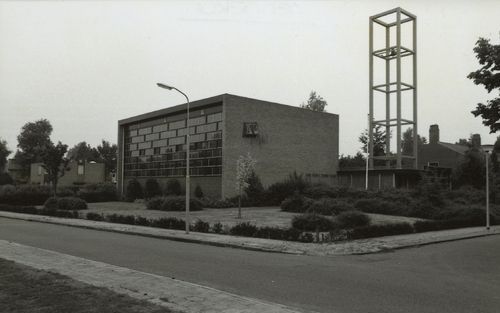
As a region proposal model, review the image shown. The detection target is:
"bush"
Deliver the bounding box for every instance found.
[43,197,59,210]
[165,179,182,196]
[349,222,414,239]
[230,222,258,237]
[135,216,151,226]
[144,179,161,199]
[244,171,265,205]
[354,199,410,216]
[307,198,353,215]
[336,211,371,228]
[126,179,143,202]
[203,198,236,208]
[78,183,117,202]
[194,185,204,198]
[280,193,313,213]
[0,184,52,205]
[212,222,224,234]
[291,214,335,231]
[105,214,136,225]
[151,217,185,230]
[56,197,88,211]
[0,204,38,215]
[263,172,310,205]
[192,219,210,233]
[146,196,203,211]
[86,212,104,221]
[303,184,338,199]
[0,173,14,185]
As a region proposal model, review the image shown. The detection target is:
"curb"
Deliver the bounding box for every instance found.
[1,211,498,256]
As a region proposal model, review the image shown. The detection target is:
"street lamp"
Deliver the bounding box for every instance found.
[482,145,494,231]
[157,83,191,234]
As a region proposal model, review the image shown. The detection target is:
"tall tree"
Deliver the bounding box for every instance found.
[452,147,485,189]
[15,119,53,176]
[67,141,99,161]
[401,127,427,155]
[339,152,366,169]
[0,138,11,171]
[97,140,118,178]
[359,125,387,156]
[300,91,328,112]
[40,141,69,196]
[468,37,500,133]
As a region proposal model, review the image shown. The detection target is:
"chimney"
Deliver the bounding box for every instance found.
[429,124,439,144]
[471,134,481,148]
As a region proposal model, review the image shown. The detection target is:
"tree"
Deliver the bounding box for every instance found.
[359,125,387,156]
[455,138,471,147]
[468,37,500,133]
[300,91,328,112]
[339,152,366,169]
[97,140,117,179]
[235,153,257,218]
[67,141,99,161]
[0,138,11,172]
[15,119,53,176]
[452,147,485,189]
[401,127,427,155]
[244,170,264,205]
[40,141,69,196]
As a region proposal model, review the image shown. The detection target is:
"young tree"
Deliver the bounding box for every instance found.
[359,125,388,156]
[15,119,53,176]
[97,140,118,179]
[468,37,500,133]
[235,153,257,218]
[40,141,69,196]
[0,138,11,172]
[300,91,328,112]
[401,127,427,155]
[67,141,99,161]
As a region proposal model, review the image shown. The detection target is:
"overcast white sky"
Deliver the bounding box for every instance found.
[1,0,499,157]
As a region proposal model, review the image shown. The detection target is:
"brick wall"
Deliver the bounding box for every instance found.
[221,95,339,198]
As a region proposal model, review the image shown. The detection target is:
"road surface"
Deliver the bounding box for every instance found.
[0,217,499,313]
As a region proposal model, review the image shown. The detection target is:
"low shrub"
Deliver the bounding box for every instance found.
[56,197,88,211]
[263,172,310,205]
[253,226,307,241]
[105,214,136,225]
[0,173,13,185]
[303,184,338,199]
[354,198,410,216]
[126,179,143,202]
[0,204,38,215]
[194,185,204,199]
[135,216,151,226]
[230,222,258,237]
[212,222,224,234]
[0,184,51,205]
[78,183,117,202]
[280,193,313,213]
[43,197,59,210]
[203,198,235,209]
[291,214,335,231]
[151,217,185,230]
[144,179,161,199]
[414,212,497,233]
[146,196,203,212]
[165,179,182,196]
[86,212,104,221]
[349,222,414,239]
[56,187,76,197]
[192,219,210,233]
[39,208,79,218]
[307,198,353,216]
[335,211,371,229]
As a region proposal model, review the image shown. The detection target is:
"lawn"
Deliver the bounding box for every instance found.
[85,201,423,228]
[0,258,171,313]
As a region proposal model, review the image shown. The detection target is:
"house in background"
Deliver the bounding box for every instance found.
[6,158,26,183]
[30,160,105,186]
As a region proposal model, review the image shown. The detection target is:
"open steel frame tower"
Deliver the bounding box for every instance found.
[369,8,417,169]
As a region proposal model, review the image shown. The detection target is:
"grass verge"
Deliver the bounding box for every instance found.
[0,258,172,313]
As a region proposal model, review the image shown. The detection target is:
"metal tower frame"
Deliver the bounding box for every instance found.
[369,7,417,169]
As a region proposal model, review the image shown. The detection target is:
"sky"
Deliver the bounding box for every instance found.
[1,0,499,157]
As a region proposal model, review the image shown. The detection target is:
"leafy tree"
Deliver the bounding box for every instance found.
[144,178,161,199]
[359,125,387,156]
[0,138,11,171]
[97,140,117,178]
[67,141,99,161]
[452,147,485,189]
[455,138,471,147]
[402,127,427,155]
[194,184,204,198]
[15,119,53,176]
[244,170,264,205]
[339,152,366,169]
[165,179,182,196]
[235,153,257,218]
[468,38,500,133]
[126,178,143,201]
[40,141,69,196]
[300,91,328,112]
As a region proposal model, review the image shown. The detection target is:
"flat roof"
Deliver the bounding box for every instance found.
[118,93,339,126]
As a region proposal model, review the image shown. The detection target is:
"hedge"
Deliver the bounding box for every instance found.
[146,196,203,211]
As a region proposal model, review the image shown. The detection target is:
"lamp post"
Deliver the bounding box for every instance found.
[157,83,191,234]
[482,145,493,231]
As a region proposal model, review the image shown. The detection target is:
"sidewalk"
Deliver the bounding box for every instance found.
[0,240,306,313]
[1,211,499,256]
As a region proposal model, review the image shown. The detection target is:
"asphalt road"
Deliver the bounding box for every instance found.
[0,217,499,313]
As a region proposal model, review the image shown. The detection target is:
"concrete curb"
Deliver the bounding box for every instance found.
[0,240,309,313]
[1,211,499,256]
